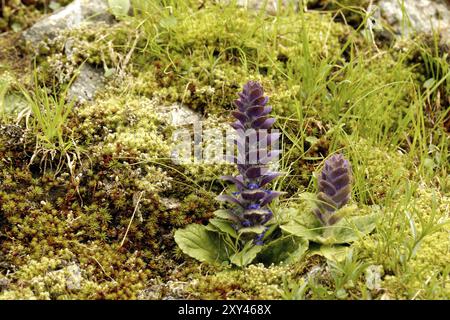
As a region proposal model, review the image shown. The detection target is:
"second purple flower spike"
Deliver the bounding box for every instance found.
[314,154,353,226]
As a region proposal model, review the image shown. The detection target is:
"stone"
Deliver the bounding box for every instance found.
[22,0,114,47]
[365,265,383,291]
[158,103,202,127]
[67,64,105,103]
[157,104,203,165]
[378,0,450,43]
[221,0,450,43]
[65,264,82,291]
[0,277,9,291]
[21,0,115,102]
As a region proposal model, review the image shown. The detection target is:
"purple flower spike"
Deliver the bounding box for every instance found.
[314,154,352,226]
[218,81,283,244]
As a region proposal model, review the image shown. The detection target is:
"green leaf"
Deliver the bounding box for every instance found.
[213,209,239,222]
[281,223,325,242]
[328,213,378,244]
[11,23,22,32]
[104,67,116,78]
[256,236,309,265]
[318,245,349,262]
[238,225,266,235]
[282,211,378,245]
[305,136,319,145]
[204,223,219,232]
[350,213,378,233]
[323,205,356,225]
[209,218,237,238]
[230,242,263,267]
[108,0,130,18]
[261,222,278,240]
[174,224,231,265]
[423,78,436,89]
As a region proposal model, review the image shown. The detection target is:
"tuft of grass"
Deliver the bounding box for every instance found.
[17,67,81,176]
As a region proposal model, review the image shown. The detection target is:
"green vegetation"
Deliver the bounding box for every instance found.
[18,67,80,176]
[0,0,73,32]
[0,0,448,300]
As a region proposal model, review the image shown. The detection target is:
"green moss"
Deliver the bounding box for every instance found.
[122,4,353,115]
[32,1,411,126]
[349,138,410,203]
[184,264,293,299]
[0,1,72,33]
[78,95,171,158]
[0,111,216,299]
[0,0,448,300]
[0,247,151,299]
[354,185,450,299]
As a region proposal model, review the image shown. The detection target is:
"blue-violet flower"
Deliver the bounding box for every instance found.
[314,154,352,225]
[218,81,282,245]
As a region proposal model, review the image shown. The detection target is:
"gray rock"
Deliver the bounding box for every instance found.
[156,103,204,165]
[169,104,202,127]
[65,264,82,291]
[68,64,105,103]
[378,0,450,43]
[0,277,9,291]
[23,0,114,47]
[158,103,202,127]
[32,263,84,294]
[365,265,383,291]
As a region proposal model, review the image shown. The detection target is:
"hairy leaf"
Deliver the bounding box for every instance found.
[174,224,231,264]
[209,218,238,238]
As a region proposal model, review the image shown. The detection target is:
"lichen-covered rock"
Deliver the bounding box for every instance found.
[0,257,100,300]
[156,103,203,127]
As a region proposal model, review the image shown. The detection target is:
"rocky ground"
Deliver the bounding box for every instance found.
[0,0,449,299]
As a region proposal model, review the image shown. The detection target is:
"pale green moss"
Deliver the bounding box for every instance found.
[184,264,294,299]
[0,255,104,300]
[0,0,448,301]
[0,1,73,33]
[354,185,450,299]
[78,95,171,158]
[349,138,410,202]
